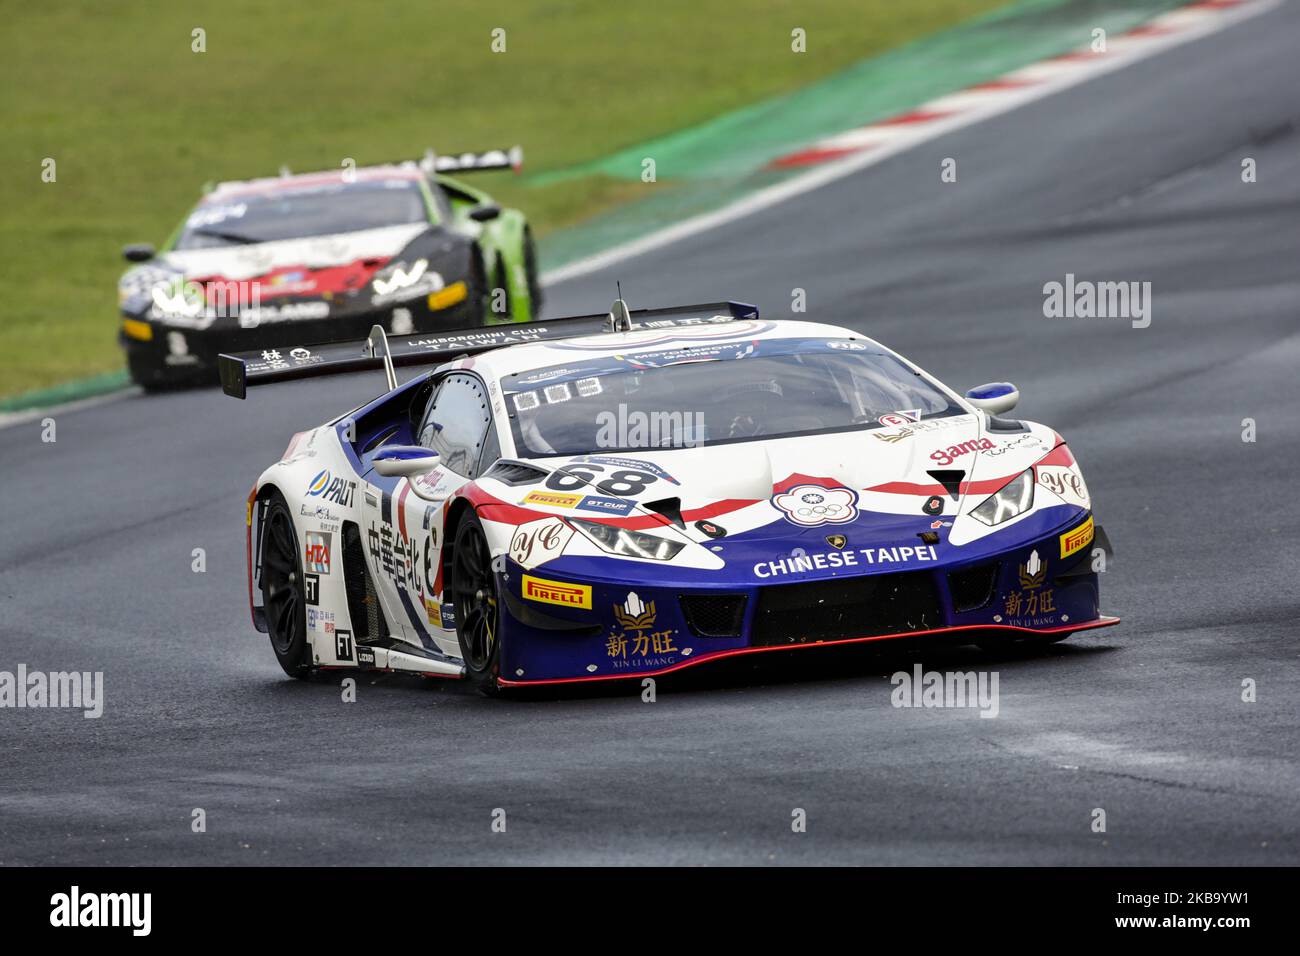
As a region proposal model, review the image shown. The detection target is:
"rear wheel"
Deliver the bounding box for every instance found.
[126,349,186,392]
[450,513,502,696]
[468,250,492,322]
[523,227,542,318]
[260,493,311,679]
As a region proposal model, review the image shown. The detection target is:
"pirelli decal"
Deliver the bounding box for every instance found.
[1059,516,1095,559]
[522,490,582,509]
[521,574,592,610]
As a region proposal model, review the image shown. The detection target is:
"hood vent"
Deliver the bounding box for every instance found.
[926,469,965,500]
[485,459,549,486]
[642,497,685,528]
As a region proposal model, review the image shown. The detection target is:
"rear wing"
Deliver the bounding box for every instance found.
[206,147,524,194]
[217,300,758,399]
[419,146,523,175]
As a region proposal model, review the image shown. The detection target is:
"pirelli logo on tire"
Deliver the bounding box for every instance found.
[1060,515,1095,559]
[522,574,592,609]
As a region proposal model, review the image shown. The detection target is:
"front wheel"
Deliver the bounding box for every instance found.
[450,512,502,696]
[260,492,311,679]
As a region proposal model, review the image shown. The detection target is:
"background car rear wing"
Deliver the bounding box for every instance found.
[217,300,758,399]
[418,146,523,175]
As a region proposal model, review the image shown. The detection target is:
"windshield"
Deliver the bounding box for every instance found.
[502,339,963,458]
[173,179,428,248]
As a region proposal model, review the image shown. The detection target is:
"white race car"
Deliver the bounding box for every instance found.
[223,299,1115,695]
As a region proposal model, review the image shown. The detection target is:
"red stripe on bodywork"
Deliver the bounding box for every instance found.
[245,485,258,627]
[469,484,758,531]
[1036,443,1075,467]
[498,616,1122,687]
[397,480,410,541]
[867,475,1018,497]
[771,473,851,494]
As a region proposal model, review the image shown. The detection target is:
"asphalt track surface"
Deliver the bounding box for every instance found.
[2,3,1298,866]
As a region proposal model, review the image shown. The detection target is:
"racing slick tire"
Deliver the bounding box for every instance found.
[468,249,493,323]
[523,226,543,317]
[125,348,190,393]
[260,491,312,679]
[450,511,503,697]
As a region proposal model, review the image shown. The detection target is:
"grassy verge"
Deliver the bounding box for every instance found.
[0,0,1007,397]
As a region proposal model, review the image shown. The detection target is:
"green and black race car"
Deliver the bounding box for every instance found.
[116,148,541,389]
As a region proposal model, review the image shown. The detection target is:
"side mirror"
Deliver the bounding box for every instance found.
[468,203,501,223]
[373,445,441,477]
[123,243,156,262]
[965,382,1019,415]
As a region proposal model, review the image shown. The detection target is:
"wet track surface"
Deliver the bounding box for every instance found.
[2,2,1298,864]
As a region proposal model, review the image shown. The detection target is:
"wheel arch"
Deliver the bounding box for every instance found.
[248,481,286,633]
[440,496,478,596]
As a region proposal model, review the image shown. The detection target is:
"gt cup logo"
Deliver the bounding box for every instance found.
[772,484,858,527]
[307,469,357,507]
[304,531,331,575]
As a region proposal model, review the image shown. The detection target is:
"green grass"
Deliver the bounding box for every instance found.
[0,0,1007,397]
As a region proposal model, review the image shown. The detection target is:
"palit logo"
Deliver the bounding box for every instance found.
[307,469,356,508]
[1017,550,1046,589]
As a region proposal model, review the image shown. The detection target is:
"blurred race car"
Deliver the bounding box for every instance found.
[118,148,540,389]
[223,300,1117,695]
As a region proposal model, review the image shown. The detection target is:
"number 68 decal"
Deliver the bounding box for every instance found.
[545,463,656,497]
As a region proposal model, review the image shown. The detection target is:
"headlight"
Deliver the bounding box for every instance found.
[372,258,429,296]
[970,468,1034,526]
[569,518,685,561]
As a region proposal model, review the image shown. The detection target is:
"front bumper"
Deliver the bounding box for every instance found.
[495,519,1117,686]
